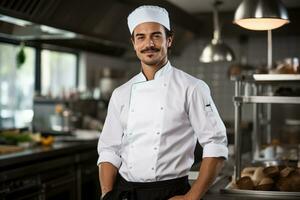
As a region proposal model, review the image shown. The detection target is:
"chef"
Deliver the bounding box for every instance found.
[97,5,228,200]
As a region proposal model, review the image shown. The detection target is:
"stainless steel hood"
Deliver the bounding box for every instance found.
[0,15,76,40]
[0,0,203,57]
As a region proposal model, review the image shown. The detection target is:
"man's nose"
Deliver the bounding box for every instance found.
[145,38,154,47]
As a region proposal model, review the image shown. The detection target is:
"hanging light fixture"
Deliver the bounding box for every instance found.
[234,0,289,31]
[233,0,290,69]
[199,0,235,63]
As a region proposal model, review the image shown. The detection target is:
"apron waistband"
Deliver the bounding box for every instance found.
[114,175,189,200]
[118,175,189,189]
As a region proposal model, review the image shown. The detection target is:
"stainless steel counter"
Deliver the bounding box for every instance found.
[0,139,100,200]
[0,139,98,169]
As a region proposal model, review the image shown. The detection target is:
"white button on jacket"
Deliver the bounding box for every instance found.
[97,61,228,182]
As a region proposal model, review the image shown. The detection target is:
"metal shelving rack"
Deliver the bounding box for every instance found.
[220,74,300,198]
[232,74,300,181]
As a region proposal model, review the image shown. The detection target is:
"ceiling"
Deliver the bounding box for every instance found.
[167,0,300,14]
[165,0,300,43]
[0,0,202,57]
[0,0,299,57]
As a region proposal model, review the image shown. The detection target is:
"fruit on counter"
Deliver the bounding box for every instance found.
[55,104,64,114]
[0,131,56,147]
[40,136,54,146]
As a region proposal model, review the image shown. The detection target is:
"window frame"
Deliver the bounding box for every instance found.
[0,37,79,129]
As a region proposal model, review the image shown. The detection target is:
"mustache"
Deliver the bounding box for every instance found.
[140,47,160,53]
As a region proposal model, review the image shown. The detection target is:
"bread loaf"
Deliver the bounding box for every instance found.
[252,167,266,186]
[256,177,274,191]
[263,166,279,178]
[236,176,255,190]
[280,167,295,178]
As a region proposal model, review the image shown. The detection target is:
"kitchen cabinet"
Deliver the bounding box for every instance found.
[0,176,41,200]
[40,165,76,200]
[0,140,100,200]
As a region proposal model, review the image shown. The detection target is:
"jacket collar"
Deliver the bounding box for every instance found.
[134,61,172,83]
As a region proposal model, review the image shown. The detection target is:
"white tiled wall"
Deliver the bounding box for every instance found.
[170,35,300,121]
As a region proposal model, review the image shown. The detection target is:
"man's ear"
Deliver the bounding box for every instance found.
[167,36,173,48]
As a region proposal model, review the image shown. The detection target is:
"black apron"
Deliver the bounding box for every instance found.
[103,174,190,200]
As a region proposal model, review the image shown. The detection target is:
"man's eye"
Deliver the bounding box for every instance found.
[136,36,144,40]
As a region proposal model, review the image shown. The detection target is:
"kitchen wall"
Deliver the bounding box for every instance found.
[83,52,126,88]
[170,35,300,122]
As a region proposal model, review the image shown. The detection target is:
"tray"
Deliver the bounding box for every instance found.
[221,182,300,199]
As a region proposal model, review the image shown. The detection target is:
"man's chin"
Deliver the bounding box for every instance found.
[142,60,160,66]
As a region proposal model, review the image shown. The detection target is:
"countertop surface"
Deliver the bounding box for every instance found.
[0,138,98,169]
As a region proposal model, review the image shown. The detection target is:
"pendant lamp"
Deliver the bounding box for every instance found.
[233,0,290,69]
[199,1,235,63]
[234,0,289,31]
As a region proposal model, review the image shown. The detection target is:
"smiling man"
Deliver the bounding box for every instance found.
[97,5,228,200]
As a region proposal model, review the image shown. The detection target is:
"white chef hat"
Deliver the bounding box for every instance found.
[127,5,170,34]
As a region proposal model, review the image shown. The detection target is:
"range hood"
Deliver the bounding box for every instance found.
[0,15,76,40]
[0,0,203,57]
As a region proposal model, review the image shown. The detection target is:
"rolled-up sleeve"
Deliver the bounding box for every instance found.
[97,90,123,167]
[188,81,228,159]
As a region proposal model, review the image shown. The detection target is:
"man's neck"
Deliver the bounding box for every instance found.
[141,60,168,81]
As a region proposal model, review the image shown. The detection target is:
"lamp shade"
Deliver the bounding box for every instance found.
[200,41,235,63]
[234,0,289,30]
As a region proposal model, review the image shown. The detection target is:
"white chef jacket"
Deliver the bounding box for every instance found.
[97,61,228,182]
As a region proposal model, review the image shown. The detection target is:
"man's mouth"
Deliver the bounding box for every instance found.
[141,48,159,54]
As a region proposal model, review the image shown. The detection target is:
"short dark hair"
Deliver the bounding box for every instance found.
[164,27,174,38]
